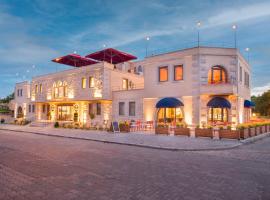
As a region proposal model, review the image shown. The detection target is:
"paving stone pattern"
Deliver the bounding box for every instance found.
[0,130,270,200]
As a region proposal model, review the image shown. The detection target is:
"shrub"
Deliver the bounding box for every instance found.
[206,125,213,129]
[236,124,245,130]
[0,119,5,124]
[157,124,168,128]
[176,122,187,128]
[90,113,95,120]
[54,122,59,128]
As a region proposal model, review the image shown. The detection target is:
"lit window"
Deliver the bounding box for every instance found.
[35,85,38,93]
[208,66,227,84]
[174,65,183,81]
[89,103,94,115]
[129,101,135,116]
[159,66,168,82]
[89,76,95,88]
[208,108,228,122]
[39,84,42,93]
[82,78,86,89]
[239,66,242,82]
[63,81,68,97]
[96,103,101,115]
[119,102,125,116]
[122,79,128,90]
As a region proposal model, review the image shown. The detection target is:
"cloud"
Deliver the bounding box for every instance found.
[208,2,270,27]
[252,83,270,96]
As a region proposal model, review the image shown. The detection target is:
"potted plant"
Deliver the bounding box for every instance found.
[195,125,213,138]
[219,125,240,140]
[255,123,261,135]
[236,124,249,139]
[248,124,256,137]
[54,122,59,128]
[174,122,190,136]
[119,121,130,133]
[155,124,169,135]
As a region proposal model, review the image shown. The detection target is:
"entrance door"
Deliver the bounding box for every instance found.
[57,106,73,121]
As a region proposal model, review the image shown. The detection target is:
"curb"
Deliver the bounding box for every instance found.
[0,127,262,152]
[240,132,270,144]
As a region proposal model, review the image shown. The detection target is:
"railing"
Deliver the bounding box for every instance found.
[112,83,144,92]
[200,83,237,95]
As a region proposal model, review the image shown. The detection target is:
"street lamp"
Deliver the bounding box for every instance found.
[232,24,237,48]
[197,21,201,47]
[145,36,150,57]
[245,47,250,63]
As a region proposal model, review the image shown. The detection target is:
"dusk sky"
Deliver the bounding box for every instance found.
[0,0,270,97]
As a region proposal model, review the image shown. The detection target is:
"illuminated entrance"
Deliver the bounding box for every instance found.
[207,97,231,124]
[155,97,184,125]
[157,107,183,123]
[57,105,74,121]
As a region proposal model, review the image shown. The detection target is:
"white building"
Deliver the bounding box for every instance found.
[13,47,252,128]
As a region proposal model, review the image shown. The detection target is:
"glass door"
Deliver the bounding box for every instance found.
[57,106,73,121]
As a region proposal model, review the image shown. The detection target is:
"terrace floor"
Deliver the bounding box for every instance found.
[0,124,257,151]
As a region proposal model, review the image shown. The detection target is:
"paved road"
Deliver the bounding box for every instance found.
[0,130,269,200]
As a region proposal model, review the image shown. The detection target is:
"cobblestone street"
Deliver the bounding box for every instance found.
[0,130,270,200]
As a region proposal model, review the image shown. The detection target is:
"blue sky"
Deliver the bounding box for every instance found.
[0,0,270,97]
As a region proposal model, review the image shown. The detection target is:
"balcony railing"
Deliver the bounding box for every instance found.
[200,83,237,95]
[112,83,144,92]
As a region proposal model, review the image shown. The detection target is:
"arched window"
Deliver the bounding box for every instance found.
[63,81,68,97]
[208,108,228,122]
[157,108,183,124]
[208,66,227,84]
[17,106,23,118]
[53,81,68,98]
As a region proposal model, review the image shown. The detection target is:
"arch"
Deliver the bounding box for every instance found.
[208,65,227,84]
[17,106,23,118]
[156,97,184,125]
[138,65,143,73]
[207,97,230,123]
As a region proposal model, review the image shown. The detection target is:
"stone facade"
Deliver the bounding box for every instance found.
[13,47,251,127]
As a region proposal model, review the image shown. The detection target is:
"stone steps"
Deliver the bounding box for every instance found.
[29,121,54,127]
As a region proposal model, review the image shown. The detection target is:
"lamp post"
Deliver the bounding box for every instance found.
[197,21,201,47]
[232,24,237,48]
[245,47,250,63]
[145,36,150,57]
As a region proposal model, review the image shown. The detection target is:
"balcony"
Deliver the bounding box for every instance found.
[200,83,237,95]
[112,83,144,92]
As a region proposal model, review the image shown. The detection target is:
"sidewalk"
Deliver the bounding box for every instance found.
[0,124,268,151]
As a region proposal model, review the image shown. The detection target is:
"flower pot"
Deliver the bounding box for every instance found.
[219,129,240,140]
[255,127,261,135]
[249,127,256,137]
[195,128,213,138]
[174,127,190,136]
[155,127,169,135]
[119,124,130,133]
[239,128,249,139]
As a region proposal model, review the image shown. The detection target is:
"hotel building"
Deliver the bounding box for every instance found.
[13,46,252,128]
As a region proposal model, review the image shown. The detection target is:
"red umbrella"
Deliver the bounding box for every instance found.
[86,48,137,64]
[52,54,98,67]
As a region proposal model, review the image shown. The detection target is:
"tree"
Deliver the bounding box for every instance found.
[0,93,14,104]
[252,90,270,116]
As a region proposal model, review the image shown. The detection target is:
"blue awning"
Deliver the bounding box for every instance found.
[156,97,184,108]
[207,97,231,108]
[244,100,255,107]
